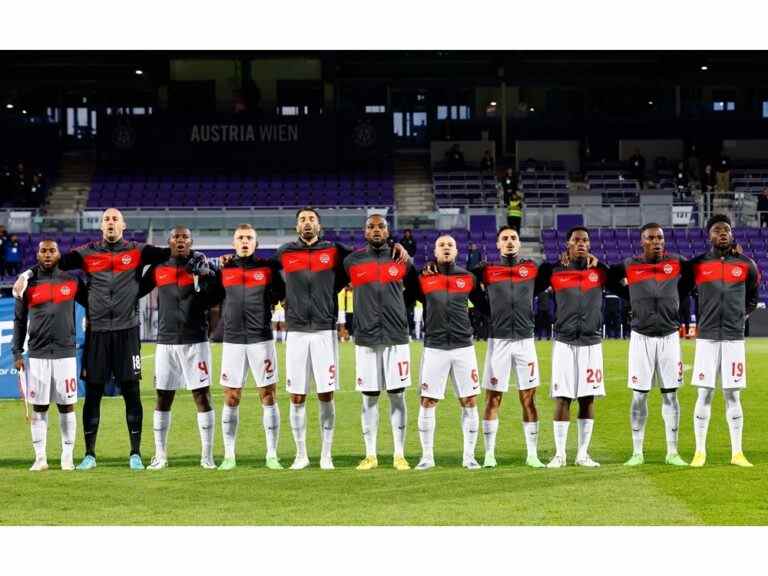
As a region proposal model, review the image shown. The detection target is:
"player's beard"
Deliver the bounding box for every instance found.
[368,237,386,249]
[301,227,317,242]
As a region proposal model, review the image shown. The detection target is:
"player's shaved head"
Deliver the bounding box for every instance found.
[37,239,60,270]
[365,214,389,248]
[434,235,458,264]
[101,208,126,243]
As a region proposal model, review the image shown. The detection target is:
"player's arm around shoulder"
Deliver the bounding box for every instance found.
[138,265,157,299]
[140,242,172,265]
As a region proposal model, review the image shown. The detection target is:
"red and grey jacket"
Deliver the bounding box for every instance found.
[689,250,760,340]
[344,245,419,347]
[139,256,217,345]
[53,239,170,333]
[609,253,693,338]
[547,260,613,346]
[417,263,484,350]
[276,239,352,332]
[471,256,550,340]
[13,265,87,361]
[211,255,285,344]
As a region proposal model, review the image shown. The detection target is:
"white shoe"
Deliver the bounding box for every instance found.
[320,455,334,470]
[147,456,168,470]
[290,455,310,470]
[200,457,216,469]
[462,458,481,470]
[575,454,601,467]
[546,454,567,468]
[60,456,74,471]
[30,459,49,472]
[415,458,435,470]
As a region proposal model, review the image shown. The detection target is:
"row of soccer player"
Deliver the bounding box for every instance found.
[11,209,759,471]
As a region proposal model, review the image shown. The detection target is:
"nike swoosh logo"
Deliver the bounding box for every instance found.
[356,272,365,277]
[288,259,299,265]
[703,271,712,275]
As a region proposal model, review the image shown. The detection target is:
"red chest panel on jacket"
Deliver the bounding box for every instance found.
[626,259,681,285]
[483,262,538,285]
[28,280,78,308]
[155,266,194,287]
[419,274,474,294]
[349,261,406,287]
[551,269,606,292]
[222,267,272,288]
[83,248,141,274]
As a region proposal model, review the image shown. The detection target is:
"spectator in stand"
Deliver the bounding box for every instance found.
[674,161,689,200]
[686,144,700,185]
[29,173,46,207]
[446,143,465,171]
[4,234,23,276]
[500,167,516,204]
[466,241,483,270]
[0,226,7,275]
[716,153,731,193]
[701,163,716,193]
[629,148,646,188]
[758,188,768,228]
[481,150,494,174]
[506,189,523,232]
[399,229,417,258]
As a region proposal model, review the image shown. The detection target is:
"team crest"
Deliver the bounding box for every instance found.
[254,271,265,281]
[631,376,639,384]
[455,279,466,288]
[732,267,743,278]
[319,254,330,264]
[698,372,705,381]
[388,266,398,277]
[519,267,529,278]
[357,377,363,385]
[60,285,71,296]
[121,254,132,265]
[421,383,428,391]
[663,264,673,275]
[490,377,498,385]
[222,373,229,381]
[588,272,599,282]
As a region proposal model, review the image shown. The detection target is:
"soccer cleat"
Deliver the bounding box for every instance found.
[393,456,410,471]
[200,457,217,470]
[463,458,481,470]
[290,456,310,470]
[356,456,378,471]
[624,453,644,466]
[665,453,688,466]
[265,456,283,470]
[415,458,435,470]
[483,454,497,468]
[76,455,97,471]
[526,454,546,468]
[147,456,168,470]
[546,454,567,468]
[319,455,335,470]
[575,454,600,467]
[29,459,49,472]
[731,452,754,468]
[690,451,706,468]
[218,457,237,471]
[129,454,144,470]
[60,455,75,471]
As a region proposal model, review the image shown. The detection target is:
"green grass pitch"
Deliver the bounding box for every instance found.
[1,338,767,525]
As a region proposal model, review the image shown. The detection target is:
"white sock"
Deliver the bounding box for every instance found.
[153,410,171,459]
[630,391,648,455]
[221,405,239,460]
[694,388,714,454]
[272,330,278,341]
[724,389,744,456]
[462,406,479,462]
[361,395,379,457]
[553,420,569,458]
[418,405,436,461]
[661,392,680,455]
[482,419,499,459]
[262,403,280,459]
[319,400,335,459]
[59,411,76,459]
[290,402,307,459]
[523,421,539,459]
[30,412,48,461]
[576,418,594,459]
[389,391,407,458]
[197,410,215,462]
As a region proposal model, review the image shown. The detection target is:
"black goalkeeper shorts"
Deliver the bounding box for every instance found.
[82,326,142,384]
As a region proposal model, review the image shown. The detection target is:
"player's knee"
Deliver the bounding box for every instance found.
[33,404,49,413]
[420,397,438,408]
[290,393,307,404]
[260,387,276,406]
[460,395,477,408]
[57,404,74,414]
[318,392,334,402]
[485,391,503,409]
[362,391,380,398]
[192,389,212,412]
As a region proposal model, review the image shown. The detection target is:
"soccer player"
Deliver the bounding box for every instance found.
[415,235,486,470]
[610,223,690,466]
[213,224,285,470]
[12,240,87,471]
[471,226,549,468]
[138,226,217,470]
[545,226,614,468]
[276,208,410,470]
[13,208,171,470]
[689,214,759,467]
[344,214,419,471]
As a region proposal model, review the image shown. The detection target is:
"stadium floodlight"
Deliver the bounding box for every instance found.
[529,107,535,112]
[135,69,144,76]
[490,101,497,106]
[648,100,654,106]
[5,103,13,109]
[21,109,27,114]
[700,65,709,71]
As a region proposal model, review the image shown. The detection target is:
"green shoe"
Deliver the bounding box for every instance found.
[265,456,283,470]
[665,453,688,466]
[483,454,497,468]
[526,454,545,468]
[218,457,237,471]
[624,453,644,466]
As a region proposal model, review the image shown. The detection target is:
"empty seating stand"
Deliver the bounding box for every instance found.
[433,170,497,207]
[732,168,768,195]
[518,168,569,207]
[587,170,641,205]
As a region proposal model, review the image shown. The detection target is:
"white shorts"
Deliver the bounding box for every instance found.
[482,337,540,393]
[220,341,278,389]
[155,342,212,391]
[271,310,285,323]
[337,310,346,324]
[691,339,747,390]
[627,331,682,391]
[419,346,480,400]
[550,341,605,399]
[355,344,412,392]
[285,330,339,395]
[26,357,78,406]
